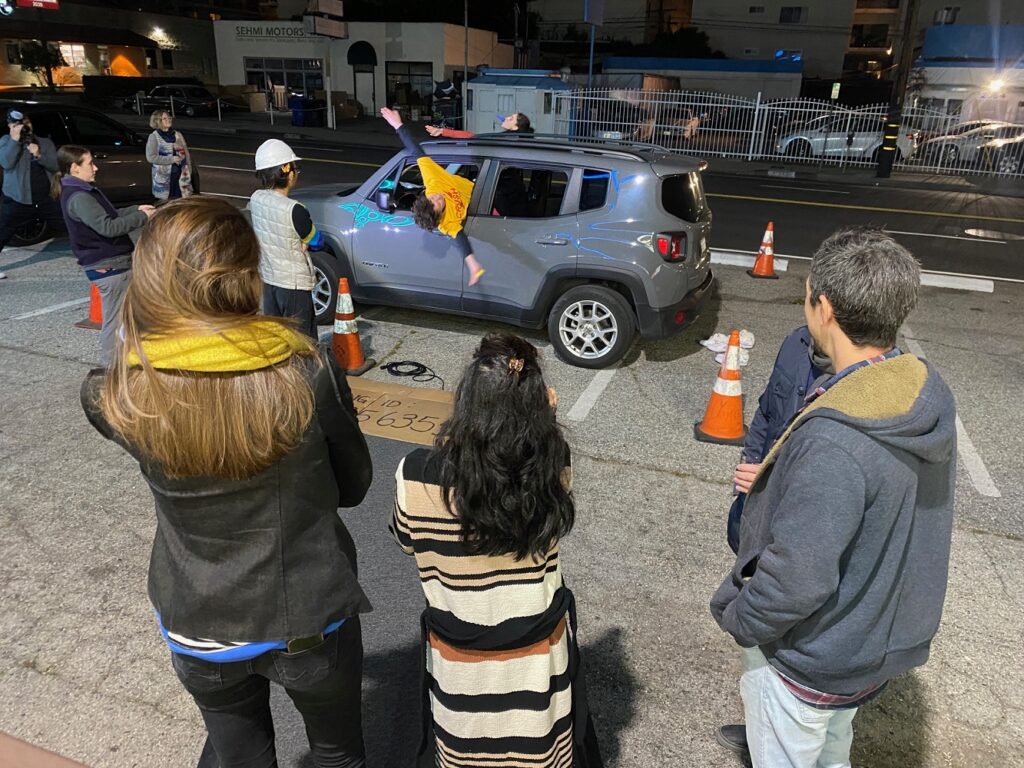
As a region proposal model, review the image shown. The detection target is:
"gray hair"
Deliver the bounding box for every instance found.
[809,227,920,348]
[149,110,171,129]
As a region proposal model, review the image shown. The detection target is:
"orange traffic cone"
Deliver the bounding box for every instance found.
[74,283,103,330]
[694,329,747,445]
[748,221,779,279]
[331,277,375,376]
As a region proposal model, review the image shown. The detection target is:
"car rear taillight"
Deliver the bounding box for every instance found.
[655,232,687,262]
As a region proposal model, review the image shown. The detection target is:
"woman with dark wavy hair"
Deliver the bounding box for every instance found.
[391,333,603,768]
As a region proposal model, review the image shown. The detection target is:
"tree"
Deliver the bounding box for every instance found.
[630,26,725,58]
[19,41,67,92]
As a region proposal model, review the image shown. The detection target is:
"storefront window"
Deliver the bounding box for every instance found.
[245,56,323,96]
[59,44,86,68]
[386,61,433,111]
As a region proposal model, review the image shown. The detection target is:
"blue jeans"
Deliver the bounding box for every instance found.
[739,647,857,768]
[171,617,365,768]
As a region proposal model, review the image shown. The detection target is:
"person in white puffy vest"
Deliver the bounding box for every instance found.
[249,139,323,339]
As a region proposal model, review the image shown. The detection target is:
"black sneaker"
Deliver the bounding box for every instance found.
[716,724,749,754]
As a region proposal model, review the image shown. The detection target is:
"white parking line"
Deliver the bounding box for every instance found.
[902,324,1001,498]
[565,368,618,422]
[202,192,251,200]
[884,228,1006,244]
[199,164,253,172]
[11,297,90,320]
[759,184,850,195]
[710,249,790,272]
[919,273,994,293]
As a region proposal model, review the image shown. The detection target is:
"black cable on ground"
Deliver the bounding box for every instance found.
[380,360,445,389]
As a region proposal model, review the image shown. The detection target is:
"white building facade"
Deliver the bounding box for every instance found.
[213,20,513,116]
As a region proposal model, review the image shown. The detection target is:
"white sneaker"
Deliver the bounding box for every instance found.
[739,329,755,349]
[700,333,729,353]
[715,349,751,367]
[0,271,7,280]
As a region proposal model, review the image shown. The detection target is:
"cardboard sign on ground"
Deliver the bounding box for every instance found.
[347,377,454,446]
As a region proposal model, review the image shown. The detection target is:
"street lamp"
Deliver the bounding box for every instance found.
[986,78,1005,93]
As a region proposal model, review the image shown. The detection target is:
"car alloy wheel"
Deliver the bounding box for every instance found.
[310,251,341,324]
[558,299,619,361]
[312,267,333,319]
[997,154,1021,174]
[941,144,959,164]
[786,140,812,159]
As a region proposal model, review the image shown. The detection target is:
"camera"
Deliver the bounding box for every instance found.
[17,124,35,146]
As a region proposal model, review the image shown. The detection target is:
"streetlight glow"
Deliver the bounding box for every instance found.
[152,27,164,37]
[987,78,1005,93]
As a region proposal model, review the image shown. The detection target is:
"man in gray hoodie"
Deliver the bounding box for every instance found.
[711,227,957,768]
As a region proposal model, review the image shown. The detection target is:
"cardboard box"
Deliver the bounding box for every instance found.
[247,92,268,112]
[347,377,453,446]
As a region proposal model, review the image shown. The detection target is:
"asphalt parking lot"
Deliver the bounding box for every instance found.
[1,236,1023,767]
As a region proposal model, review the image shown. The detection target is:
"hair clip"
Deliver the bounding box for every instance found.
[507,357,524,375]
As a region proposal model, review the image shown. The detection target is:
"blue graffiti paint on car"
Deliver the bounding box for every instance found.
[339,202,415,229]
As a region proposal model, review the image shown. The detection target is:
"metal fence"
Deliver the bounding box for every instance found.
[551,89,1024,178]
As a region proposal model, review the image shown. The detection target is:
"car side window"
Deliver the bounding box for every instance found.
[25,110,71,146]
[579,168,610,212]
[68,113,132,147]
[489,163,570,219]
[381,159,480,212]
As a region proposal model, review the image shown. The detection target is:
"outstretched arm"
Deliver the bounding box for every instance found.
[381,107,425,158]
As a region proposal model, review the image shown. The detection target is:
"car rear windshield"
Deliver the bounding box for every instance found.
[661,173,707,222]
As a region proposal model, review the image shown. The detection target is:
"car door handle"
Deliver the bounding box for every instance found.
[536,237,569,246]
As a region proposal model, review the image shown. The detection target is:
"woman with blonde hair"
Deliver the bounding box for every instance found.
[81,197,373,768]
[145,109,194,200]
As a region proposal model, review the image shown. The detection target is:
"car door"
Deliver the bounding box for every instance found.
[65,110,149,202]
[463,159,578,321]
[346,155,480,310]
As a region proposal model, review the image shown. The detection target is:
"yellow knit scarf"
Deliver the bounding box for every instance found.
[125,320,310,372]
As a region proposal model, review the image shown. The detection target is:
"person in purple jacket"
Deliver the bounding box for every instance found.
[53,145,154,364]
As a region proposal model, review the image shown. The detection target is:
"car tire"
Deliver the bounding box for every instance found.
[547,285,635,369]
[785,140,813,159]
[940,144,959,164]
[310,251,340,325]
[11,217,51,247]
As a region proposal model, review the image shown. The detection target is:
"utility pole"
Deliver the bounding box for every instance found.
[463,0,469,127]
[876,0,920,178]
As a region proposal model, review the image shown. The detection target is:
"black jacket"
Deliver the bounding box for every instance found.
[81,353,373,641]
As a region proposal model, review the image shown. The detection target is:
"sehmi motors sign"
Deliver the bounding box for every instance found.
[234,23,308,41]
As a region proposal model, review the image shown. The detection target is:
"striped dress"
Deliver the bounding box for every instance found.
[391,448,575,768]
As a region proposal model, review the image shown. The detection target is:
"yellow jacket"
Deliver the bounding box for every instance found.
[417,156,474,238]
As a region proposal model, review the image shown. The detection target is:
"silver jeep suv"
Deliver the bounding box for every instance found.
[294,134,715,368]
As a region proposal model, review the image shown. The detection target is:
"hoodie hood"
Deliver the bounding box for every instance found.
[760,354,956,474]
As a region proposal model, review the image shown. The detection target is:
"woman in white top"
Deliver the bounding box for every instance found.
[145,110,194,201]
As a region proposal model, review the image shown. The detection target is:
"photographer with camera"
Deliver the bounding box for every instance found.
[0,108,63,280]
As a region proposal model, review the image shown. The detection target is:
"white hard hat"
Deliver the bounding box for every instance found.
[254,139,301,171]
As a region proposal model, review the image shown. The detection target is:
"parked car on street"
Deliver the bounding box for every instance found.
[0,99,170,244]
[293,134,715,368]
[123,85,219,117]
[918,122,1022,164]
[775,112,918,162]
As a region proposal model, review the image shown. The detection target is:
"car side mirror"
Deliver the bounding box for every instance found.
[376,189,395,212]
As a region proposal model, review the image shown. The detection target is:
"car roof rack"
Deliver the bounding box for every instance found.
[422,132,679,162]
